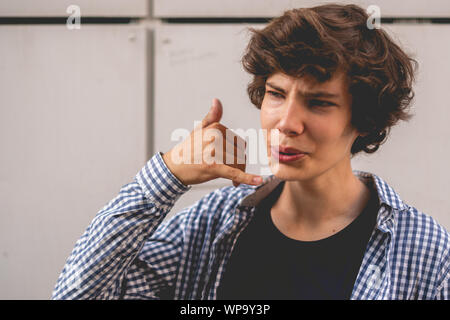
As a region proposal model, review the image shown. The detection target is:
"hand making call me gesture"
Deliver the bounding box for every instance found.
[162,98,264,188]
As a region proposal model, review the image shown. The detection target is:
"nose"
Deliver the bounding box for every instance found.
[276,97,305,137]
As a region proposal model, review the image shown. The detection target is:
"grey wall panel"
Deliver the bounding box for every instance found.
[155,23,450,230]
[0,0,149,17]
[153,0,450,18]
[0,25,150,299]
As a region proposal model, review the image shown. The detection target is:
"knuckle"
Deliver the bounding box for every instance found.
[229,170,240,181]
[210,122,220,129]
[204,160,216,169]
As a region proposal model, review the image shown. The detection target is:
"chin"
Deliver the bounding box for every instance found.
[269,162,311,181]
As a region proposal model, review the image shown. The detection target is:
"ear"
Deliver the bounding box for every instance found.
[354,128,369,138]
[358,133,369,137]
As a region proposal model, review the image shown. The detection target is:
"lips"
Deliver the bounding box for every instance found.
[276,145,308,155]
[271,146,307,162]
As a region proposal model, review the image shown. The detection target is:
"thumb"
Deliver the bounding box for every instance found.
[201,98,223,128]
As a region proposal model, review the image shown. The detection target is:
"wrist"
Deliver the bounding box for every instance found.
[162,150,187,186]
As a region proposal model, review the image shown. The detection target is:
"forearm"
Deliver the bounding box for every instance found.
[51,152,190,299]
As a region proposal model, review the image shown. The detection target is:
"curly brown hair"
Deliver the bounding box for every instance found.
[241,3,418,156]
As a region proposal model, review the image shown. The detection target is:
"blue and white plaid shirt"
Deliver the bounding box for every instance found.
[52,152,450,300]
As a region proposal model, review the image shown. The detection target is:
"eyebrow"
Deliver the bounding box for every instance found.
[266,81,341,99]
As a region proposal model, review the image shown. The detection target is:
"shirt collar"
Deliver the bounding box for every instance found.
[352,170,408,212]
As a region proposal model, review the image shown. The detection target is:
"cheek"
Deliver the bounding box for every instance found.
[260,98,280,124]
[308,123,348,158]
[260,104,279,129]
[260,108,278,151]
[310,121,355,153]
[309,121,334,141]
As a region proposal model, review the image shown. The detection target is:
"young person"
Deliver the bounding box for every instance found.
[52,4,449,300]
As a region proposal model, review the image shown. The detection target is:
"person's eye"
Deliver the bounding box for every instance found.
[309,100,334,107]
[267,90,284,98]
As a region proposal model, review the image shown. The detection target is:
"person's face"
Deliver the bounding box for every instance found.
[260,71,360,181]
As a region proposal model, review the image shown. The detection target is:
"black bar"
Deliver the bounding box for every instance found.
[0,17,134,25]
[162,17,450,24]
[1,17,449,25]
[162,17,272,24]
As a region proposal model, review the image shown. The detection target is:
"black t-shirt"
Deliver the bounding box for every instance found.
[217,180,379,300]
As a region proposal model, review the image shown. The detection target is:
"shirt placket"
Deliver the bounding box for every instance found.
[351,205,395,299]
[203,205,256,299]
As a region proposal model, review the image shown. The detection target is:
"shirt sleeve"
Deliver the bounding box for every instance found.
[51,152,191,299]
[434,247,450,300]
[434,275,449,300]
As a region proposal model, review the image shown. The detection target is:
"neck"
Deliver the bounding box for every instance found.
[272,161,370,228]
